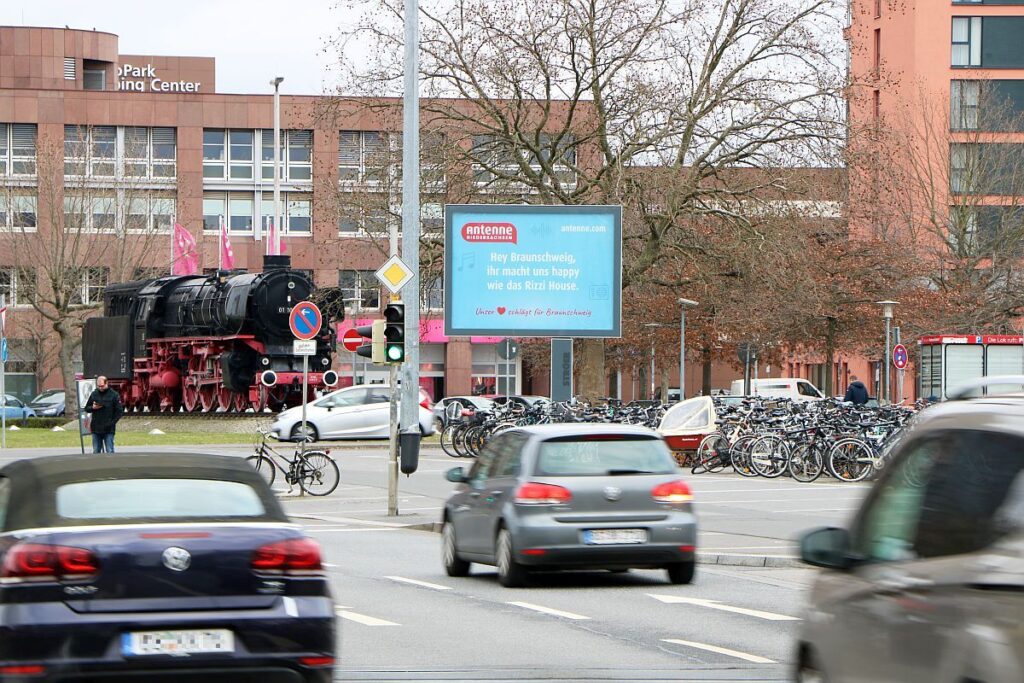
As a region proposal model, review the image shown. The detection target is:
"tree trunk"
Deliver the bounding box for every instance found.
[575,338,605,401]
[701,348,713,396]
[823,317,837,396]
[660,367,670,403]
[55,320,79,417]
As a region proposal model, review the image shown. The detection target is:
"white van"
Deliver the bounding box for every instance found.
[728,378,825,402]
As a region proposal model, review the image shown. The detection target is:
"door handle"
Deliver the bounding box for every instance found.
[489,490,504,497]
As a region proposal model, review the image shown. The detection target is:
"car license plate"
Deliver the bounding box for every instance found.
[122,629,234,656]
[583,528,647,545]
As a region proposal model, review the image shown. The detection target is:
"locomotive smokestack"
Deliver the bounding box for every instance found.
[263,255,291,271]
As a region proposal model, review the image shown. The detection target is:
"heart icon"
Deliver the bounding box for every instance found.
[497,307,507,315]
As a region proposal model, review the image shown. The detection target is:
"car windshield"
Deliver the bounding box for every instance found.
[56,478,267,520]
[536,436,677,476]
[31,392,63,405]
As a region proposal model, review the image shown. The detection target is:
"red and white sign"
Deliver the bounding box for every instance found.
[892,343,909,370]
[342,328,363,353]
[919,334,1024,345]
[289,301,322,341]
[461,222,517,244]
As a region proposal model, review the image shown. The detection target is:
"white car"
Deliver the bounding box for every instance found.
[270,384,435,441]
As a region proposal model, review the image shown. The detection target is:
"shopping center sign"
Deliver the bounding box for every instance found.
[444,204,622,338]
[117,63,202,93]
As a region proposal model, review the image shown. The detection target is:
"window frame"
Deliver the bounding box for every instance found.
[337,269,381,311]
[952,17,983,68]
[0,267,35,307]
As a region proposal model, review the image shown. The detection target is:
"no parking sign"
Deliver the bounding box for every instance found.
[892,343,909,370]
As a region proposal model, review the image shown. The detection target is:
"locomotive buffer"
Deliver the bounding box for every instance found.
[289,301,323,451]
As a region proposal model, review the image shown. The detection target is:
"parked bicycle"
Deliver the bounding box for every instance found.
[246,428,340,496]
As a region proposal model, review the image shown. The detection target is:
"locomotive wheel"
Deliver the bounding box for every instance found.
[199,386,216,412]
[216,387,233,412]
[182,385,200,412]
[232,392,248,413]
[251,386,268,413]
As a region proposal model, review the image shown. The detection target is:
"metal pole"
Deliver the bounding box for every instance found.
[301,354,308,453]
[399,0,422,454]
[388,365,399,516]
[884,317,891,405]
[272,77,283,245]
[650,340,656,400]
[679,307,685,401]
[0,294,5,449]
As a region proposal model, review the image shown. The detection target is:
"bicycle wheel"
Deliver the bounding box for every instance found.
[693,433,725,475]
[440,424,460,458]
[749,434,788,478]
[828,438,875,482]
[297,451,340,496]
[729,435,759,477]
[453,425,473,458]
[788,443,824,483]
[246,455,277,487]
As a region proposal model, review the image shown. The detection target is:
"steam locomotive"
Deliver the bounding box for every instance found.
[82,255,339,412]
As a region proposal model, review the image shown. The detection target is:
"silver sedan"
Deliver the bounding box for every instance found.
[441,424,697,587]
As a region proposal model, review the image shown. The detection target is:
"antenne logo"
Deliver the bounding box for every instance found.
[461,222,517,244]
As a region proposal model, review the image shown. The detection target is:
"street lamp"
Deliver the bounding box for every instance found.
[643,323,667,400]
[270,76,284,248]
[678,298,698,401]
[876,300,899,404]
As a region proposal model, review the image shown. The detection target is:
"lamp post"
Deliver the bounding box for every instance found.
[643,323,666,400]
[270,76,284,246]
[678,298,698,401]
[876,300,899,404]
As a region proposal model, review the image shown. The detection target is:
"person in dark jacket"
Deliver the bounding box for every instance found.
[844,375,869,406]
[84,376,123,453]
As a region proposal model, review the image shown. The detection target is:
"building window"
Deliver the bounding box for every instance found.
[0,123,37,176]
[338,131,388,182]
[952,17,982,67]
[259,192,312,235]
[203,192,258,233]
[64,125,116,177]
[229,130,254,180]
[125,127,177,178]
[872,89,881,128]
[230,196,253,232]
[203,129,226,178]
[951,81,981,130]
[421,275,443,311]
[83,69,105,91]
[337,204,391,236]
[338,270,380,310]
[873,28,881,73]
[1,194,37,231]
[422,202,443,232]
[64,57,76,80]
[471,133,577,187]
[206,129,311,183]
[63,192,172,233]
[0,268,35,307]
[471,344,517,395]
[261,130,312,182]
[69,267,109,306]
[949,143,977,194]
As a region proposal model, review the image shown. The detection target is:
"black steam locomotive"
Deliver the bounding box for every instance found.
[83,255,339,412]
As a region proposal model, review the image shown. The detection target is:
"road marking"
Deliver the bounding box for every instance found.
[335,608,400,626]
[699,545,792,551]
[507,601,590,620]
[386,576,453,591]
[701,497,862,505]
[768,507,859,514]
[648,594,801,621]
[662,639,776,664]
[306,527,402,533]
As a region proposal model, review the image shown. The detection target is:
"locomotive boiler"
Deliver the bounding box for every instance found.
[82,255,339,412]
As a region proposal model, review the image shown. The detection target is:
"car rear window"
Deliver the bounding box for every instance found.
[536,437,676,476]
[55,478,266,520]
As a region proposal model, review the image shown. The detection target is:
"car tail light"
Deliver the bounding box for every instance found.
[515,482,572,505]
[0,664,46,676]
[652,480,693,503]
[252,538,323,574]
[1,543,100,581]
[299,656,335,668]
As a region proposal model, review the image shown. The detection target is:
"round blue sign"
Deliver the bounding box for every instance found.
[289,302,323,341]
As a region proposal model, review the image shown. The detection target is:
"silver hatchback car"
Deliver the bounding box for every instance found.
[796,381,1024,683]
[441,424,697,587]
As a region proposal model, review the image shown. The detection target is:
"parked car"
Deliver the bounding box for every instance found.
[28,389,66,417]
[794,376,1024,683]
[433,396,495,430]
[486,395,550,409]
[441,424,697,587]
[0,453,335,681]
[1,394,36,420]
[270,384,435,442]
[728,378,824,402]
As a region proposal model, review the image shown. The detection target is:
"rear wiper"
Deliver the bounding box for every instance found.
[606,468,655,475]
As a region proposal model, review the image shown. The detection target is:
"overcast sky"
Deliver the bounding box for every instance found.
[1,0,343,95]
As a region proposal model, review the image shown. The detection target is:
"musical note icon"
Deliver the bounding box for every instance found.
[457,253,476,271]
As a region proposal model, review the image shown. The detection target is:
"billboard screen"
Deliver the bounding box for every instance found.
[444,205,622,338]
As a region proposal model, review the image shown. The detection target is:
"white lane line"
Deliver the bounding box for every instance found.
[335,608,401,626]
[648,594,801,621]
[768,507,859,514]
[662,639,775,664]
[506,601,590,620]
[306,527,402,533]
[386,576,453,591]
[701,497,862,505]
[699,545,792,551]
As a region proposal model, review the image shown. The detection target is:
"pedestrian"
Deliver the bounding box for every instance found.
[85,375,123,453]
[844,375,869,406]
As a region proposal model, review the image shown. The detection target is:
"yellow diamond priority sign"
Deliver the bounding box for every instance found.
[375,255,415,295]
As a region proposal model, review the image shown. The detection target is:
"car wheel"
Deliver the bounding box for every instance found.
[666,561,695,585]
[290,423,319,443]
[496,528,529,588]
[796,650,828,683]
[441,522,471,577]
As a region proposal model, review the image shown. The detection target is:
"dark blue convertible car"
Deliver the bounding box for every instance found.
[0,453,335,682]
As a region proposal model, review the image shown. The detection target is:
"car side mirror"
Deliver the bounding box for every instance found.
[445,466,468,484]
[800,527,855,570]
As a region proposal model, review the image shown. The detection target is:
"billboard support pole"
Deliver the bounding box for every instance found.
[1,294,5,450]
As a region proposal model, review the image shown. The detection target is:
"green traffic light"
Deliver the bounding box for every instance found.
[386,345,404,362]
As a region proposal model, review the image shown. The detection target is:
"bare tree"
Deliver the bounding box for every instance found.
[330,0,846,396]
[2,131,175,415]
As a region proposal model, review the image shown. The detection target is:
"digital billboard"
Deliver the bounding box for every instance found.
[444,205,622,338]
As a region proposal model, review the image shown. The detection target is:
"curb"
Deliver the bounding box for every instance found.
[398,524,803,568]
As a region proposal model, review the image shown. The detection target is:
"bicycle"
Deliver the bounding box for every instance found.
[246,429,341,496]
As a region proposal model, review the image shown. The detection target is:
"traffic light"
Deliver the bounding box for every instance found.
[383,301,405,365]
[355,320,385,364]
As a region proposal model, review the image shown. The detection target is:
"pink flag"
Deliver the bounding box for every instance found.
[219,216,235,270]
[171,222,198,275]
[266,218,278,256]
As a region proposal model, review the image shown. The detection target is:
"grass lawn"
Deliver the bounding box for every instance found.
[1,430,253,449]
